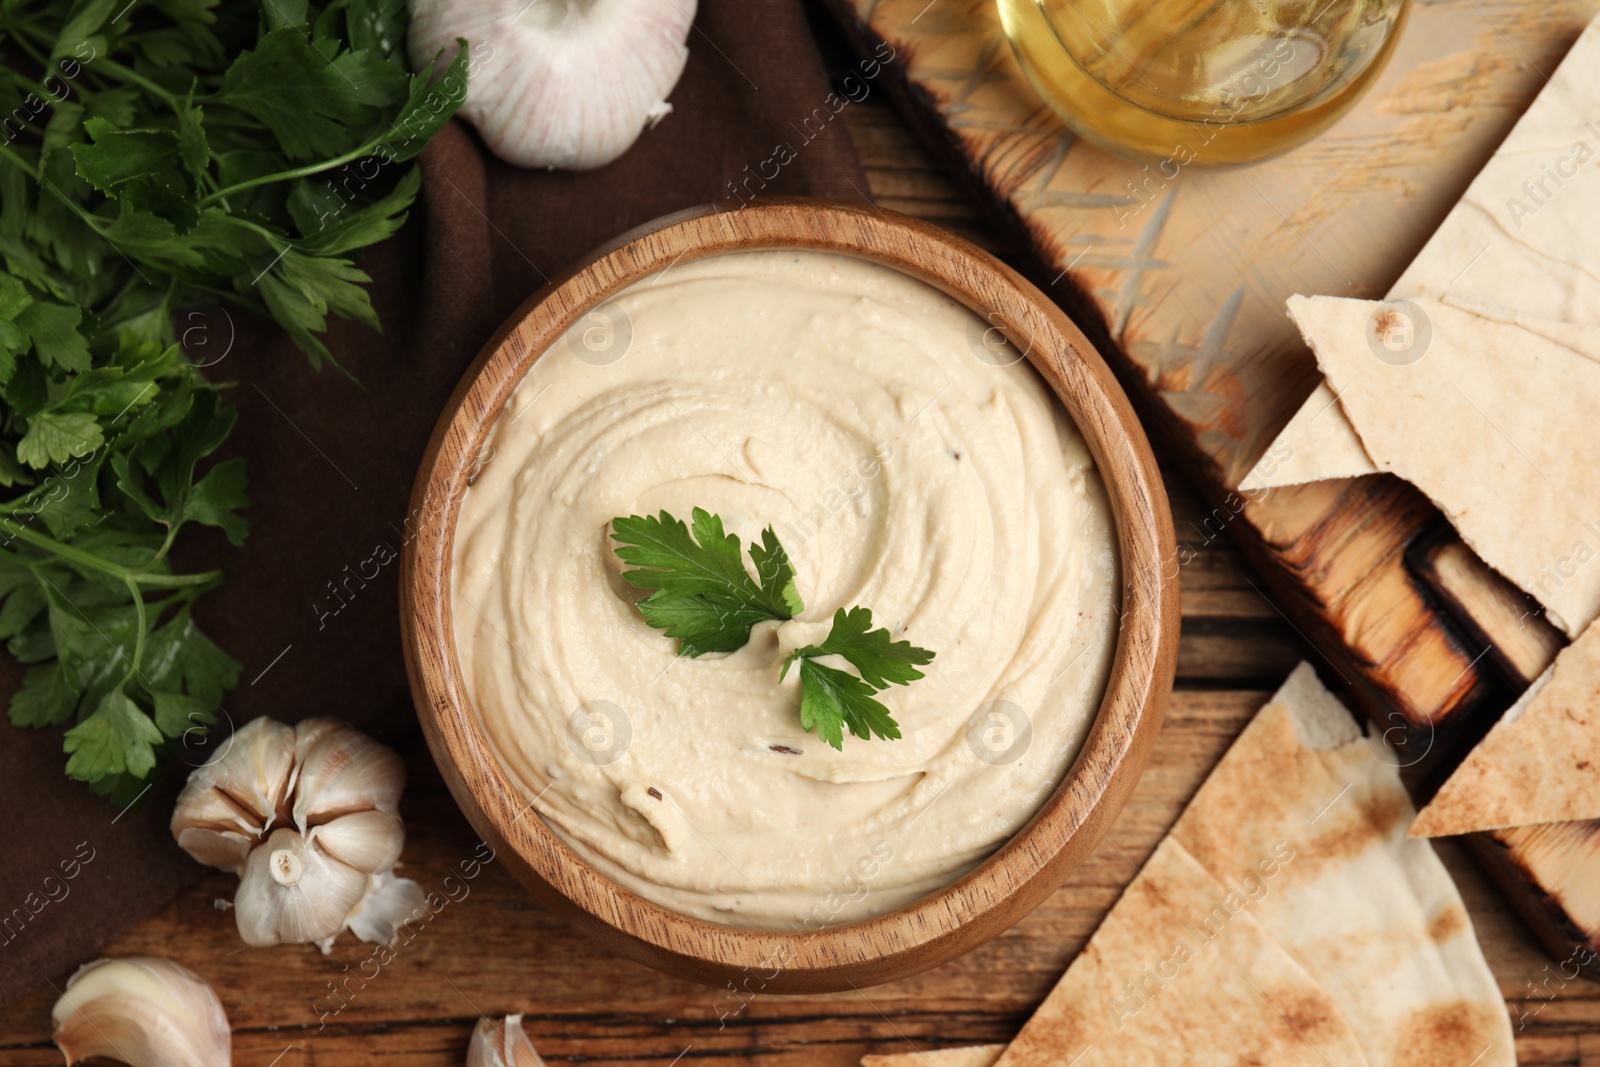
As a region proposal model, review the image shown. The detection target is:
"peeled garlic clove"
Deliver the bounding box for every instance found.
[408,0,696,170]
[292,724,406,830]
[52,957,230,1067]
[312,809,406,874]
[235,827,368,948]
[344,871,427,948]
[171,718,296,868]
[467,1014,546,1067]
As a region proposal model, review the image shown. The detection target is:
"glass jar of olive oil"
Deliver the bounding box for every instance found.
[997,0,1410,165]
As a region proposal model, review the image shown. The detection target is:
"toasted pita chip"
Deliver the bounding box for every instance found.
[861,1045,1005,1067]
[1241,13,1600,493]
[1285,294,1600,636]
[1172,663,1514,1067]
[1413,621,1600,836]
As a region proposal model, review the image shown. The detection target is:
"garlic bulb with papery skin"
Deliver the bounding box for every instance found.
[467,1014,546,1067]
[408,0,697,170]
[52,957,230,1067]
[172,717,420,952]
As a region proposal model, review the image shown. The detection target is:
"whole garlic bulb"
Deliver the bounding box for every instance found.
[408,0,698,170]
[52,957,230,1067]
[467,1014,546,1066]
[172,717,421,951]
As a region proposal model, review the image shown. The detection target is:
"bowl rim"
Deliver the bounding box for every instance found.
[400,197,1178,993]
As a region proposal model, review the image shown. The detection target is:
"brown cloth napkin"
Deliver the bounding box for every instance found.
[0,0,864,1008]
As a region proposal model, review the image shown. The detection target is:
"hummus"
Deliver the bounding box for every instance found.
[451,251,1118,929]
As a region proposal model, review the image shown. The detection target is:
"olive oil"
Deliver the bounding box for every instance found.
[997,0,1409,165]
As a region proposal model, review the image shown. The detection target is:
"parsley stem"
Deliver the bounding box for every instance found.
[0,517,222,589]
[93,57,182,107]
[0,144,110,240]
[196,135,389,208]
[121,574,146,686]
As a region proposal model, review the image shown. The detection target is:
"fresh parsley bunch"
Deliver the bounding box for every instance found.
[612,508,935,749]
[0,0,467,801]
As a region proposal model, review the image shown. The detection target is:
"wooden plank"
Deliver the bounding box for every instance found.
[1414,535,1568,690]
[1470,822,1600,984]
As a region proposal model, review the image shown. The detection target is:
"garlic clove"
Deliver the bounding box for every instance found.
[408,0,697,171]
[234,827,368,948]
[311,809,406,874]
[291,723,405,831]
[467,1014,546,1067]
[171,717,296,870]
[285,716,343,800]
[52,957,230,1067]
[343,871,427,948]
[174,824,256,874]
[292,716,345,762]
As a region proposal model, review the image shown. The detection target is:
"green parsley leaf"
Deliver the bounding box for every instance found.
[151,690,214,737]
[17,302,91,373]
[29,450,105,539]
[16,411,103,468]
[781,606,935,689]
[371,40,469,163]
[219,30,376,159]
[0,579,44,639]
[780,607,934,750]
[63,687,163,782]
[71,118,179,194]
[141,604,239,707]
[7,662,75,727]
[174,96,210,181]
[796,658,903,749]
[611,507,804,657]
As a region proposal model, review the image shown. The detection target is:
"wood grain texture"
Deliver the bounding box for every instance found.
[3,75,1596,1067]
[1413,536,1567,691]
[400,200,1180,992]
[1470,823,1600,983]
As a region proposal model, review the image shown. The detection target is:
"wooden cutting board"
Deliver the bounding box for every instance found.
[818,0,1598,975]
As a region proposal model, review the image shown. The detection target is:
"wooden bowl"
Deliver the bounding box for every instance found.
[401,199,1178,992]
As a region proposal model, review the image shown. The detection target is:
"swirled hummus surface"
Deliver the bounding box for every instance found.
[451,251,1117,928]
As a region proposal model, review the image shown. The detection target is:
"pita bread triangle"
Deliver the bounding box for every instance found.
[860,665,1513,1067]
[1413,620,1600,837]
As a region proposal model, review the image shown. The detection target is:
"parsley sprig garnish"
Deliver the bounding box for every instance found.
[611,508,803,656]
[781,607,934,749]
[611,509,934,749]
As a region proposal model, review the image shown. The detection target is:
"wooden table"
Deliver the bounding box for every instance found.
[3,15,1598,1064]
